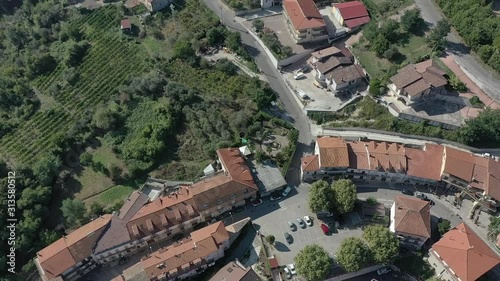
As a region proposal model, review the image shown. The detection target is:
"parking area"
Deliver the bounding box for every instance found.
[282,64,353,112]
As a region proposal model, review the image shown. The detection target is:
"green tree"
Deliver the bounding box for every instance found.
[427,20,450,51]
[206,27,225,46]
[173,39,195,60]
[61,198,87,228]
[362,22,378,42]
[108,163,123,181]
[457,109,500,148]
[80,151,93,166]
[371,34,390,57]
[369,79,385,97]
[380,19,400,42]
[438,219,451,237]
[295,244,333,281]
[33,154,61,186]
[400,8,425,34]
[39,230,59,246]
[89,202,105,218]
[252,19,264,33]
[266,234,275,244]
[336,237,372,272]
[332,179,357,214]
[308,180,335,213]
[383,46,400,61]
[92,106,117,130]
[362,225,399,264]
[225,31,242,52]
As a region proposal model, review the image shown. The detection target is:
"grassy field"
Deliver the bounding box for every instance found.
[73,168,115,201]
[84,184,136,207]
[90,136,128,172]
[352,34,431,80]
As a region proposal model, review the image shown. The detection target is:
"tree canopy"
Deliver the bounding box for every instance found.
[332,179,357,214]
[400,8,425,34]
[426,19,451,51]
[61,198,88,228]
[308,180,335,213]
[336,237,372,272]
[362,225,399,264]
[457,109,500,148]
[295,244,333,281]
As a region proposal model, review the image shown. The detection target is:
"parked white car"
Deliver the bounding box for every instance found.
[304,216,313,226]
[282,186,292,197]
[288,264,297,275]
[294,72,305,80]
[283,267,292,279]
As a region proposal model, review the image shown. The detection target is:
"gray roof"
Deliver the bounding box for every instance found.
[252,160,287,194]
[93,191,149,254]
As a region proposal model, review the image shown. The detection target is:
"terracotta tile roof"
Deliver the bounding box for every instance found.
[127,188,198,239]
[443,147,480,182]
[316,56,352,74]
[138,222,229,279]
[344,16,371,28]
[390,59,447,96]
[347,140,407,172]
[209,261,261,281]
[393,196,431,238]
[217,148,258,190]
[301,155,319,172]
[94,191,149,254]
[406,144,444,181]
[311,46,342,60]
[121,19,131,29]
[36,215,112,279]
[328,64,365,84]
[283,0,326,30]
[486,159,500,201]
[316,137,350,167]
[432,223,500,281]
[333,1,369,20]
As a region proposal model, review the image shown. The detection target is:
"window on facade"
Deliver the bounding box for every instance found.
[203,204,208,209]
[217,199,223,204]
[231,194,236,199]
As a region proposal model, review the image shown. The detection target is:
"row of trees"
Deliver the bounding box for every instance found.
[308,179,357,215]
[437,0,500,72]
[294,225,400,280]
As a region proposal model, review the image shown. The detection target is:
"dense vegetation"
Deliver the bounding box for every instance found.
[436,0,500,73]
[0,0,286,279]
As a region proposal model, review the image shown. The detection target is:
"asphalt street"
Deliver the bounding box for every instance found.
[414,0,500,102]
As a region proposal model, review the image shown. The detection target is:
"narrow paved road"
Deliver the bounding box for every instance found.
[414,0,500,102]
[202,1,314,186]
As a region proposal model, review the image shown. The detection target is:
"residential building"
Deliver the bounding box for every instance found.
[34,215,113,281]
[93,191,150,266]
[302,137,442,185]
[140,0,172,12]
[120,19,131,31]
[390,196,431,250]
[123,222,230,281]
[332,1,371,30]
[314,56,353,86]
[282,0,328,43]
[310,46,342,64]
[326,64,365,92]
[35,148,258,281]
[210,261,261,281]
[301,136,500,212]
[251,160,287,197]
[428,223,500,281]
[388,59,448,106]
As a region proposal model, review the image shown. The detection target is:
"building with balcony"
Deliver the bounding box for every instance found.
[390,196,431,250]
[428,223,500,281]
[210,260,261,281]
[388,59,448,106]
[282,0,328,43]
[123,222,230,281]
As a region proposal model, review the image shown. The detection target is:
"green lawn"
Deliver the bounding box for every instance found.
[90,137,128,172]
[398,35,432,62]
[353,44,393,79]
[89,184,136,207]
[73,168,115,201]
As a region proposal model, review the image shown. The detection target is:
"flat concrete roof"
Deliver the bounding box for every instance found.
[251,160,287,195]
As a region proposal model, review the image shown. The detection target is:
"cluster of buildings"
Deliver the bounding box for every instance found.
[34,148,266,281]
[390,195,500,281]
[301,137,500,213]
[310,45,366,92]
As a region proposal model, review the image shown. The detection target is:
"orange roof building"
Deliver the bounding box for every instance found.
[35,215,112,281]
[282,0,328,43]
[429,223,500,281]
[123,222,230,281]
[390,196,431,250]
[209,261,261,281]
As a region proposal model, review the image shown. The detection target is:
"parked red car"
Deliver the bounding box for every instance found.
[320,223,330,235]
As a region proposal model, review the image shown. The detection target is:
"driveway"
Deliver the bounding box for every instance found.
[414,0,500,102]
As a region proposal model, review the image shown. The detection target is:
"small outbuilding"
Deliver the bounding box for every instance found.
[120,19,132,31]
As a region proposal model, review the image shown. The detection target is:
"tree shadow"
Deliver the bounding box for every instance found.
[390,52,407,65]
[446,41,471,56]
[274,241,291,252]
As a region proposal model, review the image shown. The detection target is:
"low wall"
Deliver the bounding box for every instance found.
[234,7,262,16]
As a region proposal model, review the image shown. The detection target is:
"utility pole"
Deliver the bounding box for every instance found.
[220,5,224,25]
[170,4,177,33]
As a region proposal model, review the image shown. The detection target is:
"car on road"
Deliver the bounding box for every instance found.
[316,210,334,219]
[288,264,297,275]
[377,267,392,275]
[401,189,414,196]
[297,218,306,228]
[320,223,330,235]
[282,186,292,197]
[294,72,305,80]
[328,222,338,233]
[252,199,263,207]
[288,221,296,231]
[304,215,313,226]
[284,232,293,244]
[270,195,282,201]
[283,267,292,279]
[415,192,428,200]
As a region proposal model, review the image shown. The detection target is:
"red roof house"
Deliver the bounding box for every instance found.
[120,18,131,30]
[332,1,371,29]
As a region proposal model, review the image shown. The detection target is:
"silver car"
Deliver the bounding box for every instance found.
[297,218,306,228]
